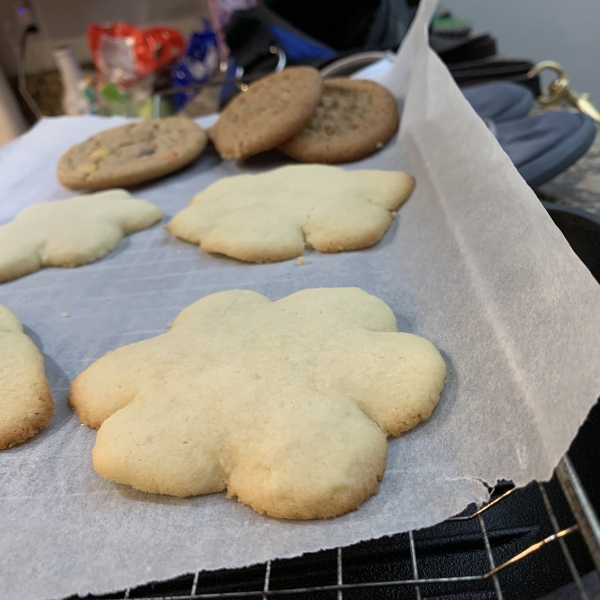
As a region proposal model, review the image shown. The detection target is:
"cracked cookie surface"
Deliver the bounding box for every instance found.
[0,189,162,283]
[0,305,54,449]
[57,117,208,190]
[69,287,446,519]
[165,165,415,263]
[280,79,399,163]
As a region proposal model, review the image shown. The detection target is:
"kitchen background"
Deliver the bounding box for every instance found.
[1,0,600,145]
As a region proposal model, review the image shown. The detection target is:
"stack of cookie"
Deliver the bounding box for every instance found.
[209,66,399,163]
[55,68,398,192]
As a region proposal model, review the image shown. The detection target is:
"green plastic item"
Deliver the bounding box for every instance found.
[431,13,472,38]
[100,82,128,103]
[138,98,174,119]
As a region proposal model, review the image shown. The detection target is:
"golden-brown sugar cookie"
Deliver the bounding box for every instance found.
[165,164,415,263]
[57,117,207,190]
[209,67,323,161]
[0,305,54,449]
[69,288,446,519]
[279,78,399,163]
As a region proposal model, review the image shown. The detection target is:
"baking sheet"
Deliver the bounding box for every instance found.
[2,1,600,598]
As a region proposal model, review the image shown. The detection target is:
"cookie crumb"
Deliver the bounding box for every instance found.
[376,142,384,149]
[104,297,110,302]
[391,211,397,219]
[60,312,69,318]
[167,322,174,328]
[296,256,305,266]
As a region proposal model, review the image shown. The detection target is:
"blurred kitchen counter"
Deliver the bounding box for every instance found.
[10,70,65,120]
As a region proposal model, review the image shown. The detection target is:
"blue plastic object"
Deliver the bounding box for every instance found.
[171,20,219,109]
[460,82,595,186]
[496,112,597,187]
[463,82,534,123]
[268,23,335,62]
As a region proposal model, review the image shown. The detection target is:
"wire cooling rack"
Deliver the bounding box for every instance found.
[72,453,600,600]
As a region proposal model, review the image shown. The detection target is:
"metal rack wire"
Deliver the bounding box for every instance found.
[81,453,599,600]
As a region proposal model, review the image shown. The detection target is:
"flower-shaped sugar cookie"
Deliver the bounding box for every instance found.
[0,189,162,283]
[165,165,414,263]
[70,288,446,520]
[0,305,54,448]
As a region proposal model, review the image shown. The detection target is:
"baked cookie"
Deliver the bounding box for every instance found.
[0,305,54,449]
[165,164,414,263]
[279,78,399,163]
[70,288,446,519]
[0,189,162,283]
[57,117,208,190]
[209,67,323,160]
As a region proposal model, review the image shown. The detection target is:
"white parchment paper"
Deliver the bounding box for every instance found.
[1,1,600,598]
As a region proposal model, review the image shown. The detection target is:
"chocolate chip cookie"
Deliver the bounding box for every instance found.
[279,78,399,163]
[57,117,208,190]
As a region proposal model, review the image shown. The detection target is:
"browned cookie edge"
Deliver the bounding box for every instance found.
[0,378,55,450]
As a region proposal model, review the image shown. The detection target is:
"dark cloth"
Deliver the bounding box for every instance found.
[225,9,279,72]
[264,0,381,50]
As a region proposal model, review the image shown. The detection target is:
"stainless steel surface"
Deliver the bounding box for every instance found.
[447,487,518,521]
[319,51,389,78]
[262,561,271,600]
[486,525,580,579]
[336,548,343,600]
[538,481,589,600]
[192,571,201,597]
[557,455,600,572]
[408,530,422,600]
[478,513,504,599]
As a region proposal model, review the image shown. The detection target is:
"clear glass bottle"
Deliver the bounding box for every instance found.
[53,46,93,116]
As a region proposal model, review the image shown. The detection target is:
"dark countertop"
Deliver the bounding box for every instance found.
[538,128,600,216]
